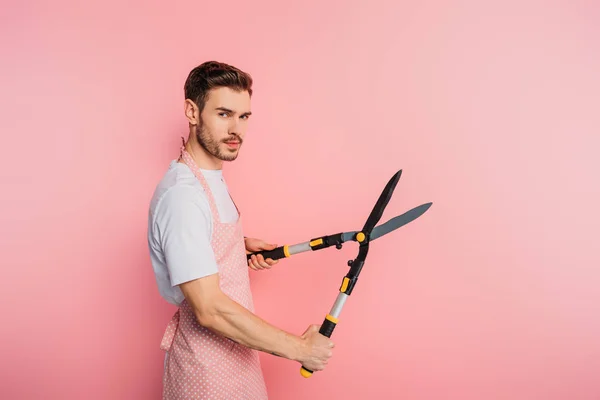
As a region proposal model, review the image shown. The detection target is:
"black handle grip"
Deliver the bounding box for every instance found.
[300,316,337,378]
[246,246,287,261]
[318,317,337,338]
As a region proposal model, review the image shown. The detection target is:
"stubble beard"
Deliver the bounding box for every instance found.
[196,122,241,162]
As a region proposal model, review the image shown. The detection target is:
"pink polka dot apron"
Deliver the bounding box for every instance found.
[159,148,268,399]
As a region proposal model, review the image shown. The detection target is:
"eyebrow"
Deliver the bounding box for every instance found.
[216,107,252,116]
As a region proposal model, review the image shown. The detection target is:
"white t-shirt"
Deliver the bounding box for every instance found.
[147,160,239,306]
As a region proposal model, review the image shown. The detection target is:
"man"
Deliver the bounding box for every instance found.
[147,61,334,399]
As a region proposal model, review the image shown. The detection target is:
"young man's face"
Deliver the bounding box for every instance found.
[193,86,252,162]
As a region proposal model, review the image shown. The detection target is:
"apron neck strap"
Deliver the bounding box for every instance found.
[179,139,220,218]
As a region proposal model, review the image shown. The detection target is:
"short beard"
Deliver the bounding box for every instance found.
[195,120,241,162]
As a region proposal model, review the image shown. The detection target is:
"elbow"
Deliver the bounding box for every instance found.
[192,295,226,330]
[193,304,218,329]
[178,275,229,331]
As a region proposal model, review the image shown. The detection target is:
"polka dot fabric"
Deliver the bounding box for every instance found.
[159,149,268,399]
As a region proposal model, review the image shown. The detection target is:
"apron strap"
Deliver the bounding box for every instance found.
[160,309,180,352]
[179,140,221,218]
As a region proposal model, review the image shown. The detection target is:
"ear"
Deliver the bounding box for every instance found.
[184,99,200,126]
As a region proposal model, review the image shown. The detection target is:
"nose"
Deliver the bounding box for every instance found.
[229,117,245,137]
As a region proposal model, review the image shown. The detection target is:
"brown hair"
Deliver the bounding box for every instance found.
[184,61,253,113]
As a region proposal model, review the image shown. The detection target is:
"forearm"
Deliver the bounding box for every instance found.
[197,293,305,361]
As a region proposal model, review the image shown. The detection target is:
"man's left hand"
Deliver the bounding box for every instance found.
[245,238,280,271]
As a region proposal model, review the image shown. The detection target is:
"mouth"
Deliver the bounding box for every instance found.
[224,140,241,149]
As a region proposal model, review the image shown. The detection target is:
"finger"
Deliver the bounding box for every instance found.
[257,255,270,269]
[249,255,261,270]
[254,255,268,270]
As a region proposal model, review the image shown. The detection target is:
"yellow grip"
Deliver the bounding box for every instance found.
[300,367,313,378]
[340,277,350,293]
[309,238,323,247]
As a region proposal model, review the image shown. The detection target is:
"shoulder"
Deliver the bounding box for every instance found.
[150,161,207,213]
[148,162,215,247]
[148,161,214,238]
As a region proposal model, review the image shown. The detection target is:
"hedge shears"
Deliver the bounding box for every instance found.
[246,169,432,378]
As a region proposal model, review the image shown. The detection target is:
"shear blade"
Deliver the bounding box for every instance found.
[361,170,402,235]
[342,202,432,243]
[369,202,432,241]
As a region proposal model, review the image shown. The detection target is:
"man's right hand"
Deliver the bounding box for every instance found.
[297,324,335,372]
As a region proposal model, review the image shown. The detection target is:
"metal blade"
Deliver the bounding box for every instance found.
[341,202,432,243]
[370,202,432,241]
[361,170,402,235]
[341,231,356,242]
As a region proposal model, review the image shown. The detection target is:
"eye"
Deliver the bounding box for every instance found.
[219,112,229,117]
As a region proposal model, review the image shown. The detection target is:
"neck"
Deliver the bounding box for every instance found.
[182,134,223,170]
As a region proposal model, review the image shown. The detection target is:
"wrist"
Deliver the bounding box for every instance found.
[288,334,308,363]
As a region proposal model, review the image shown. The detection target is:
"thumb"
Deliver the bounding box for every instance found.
[262,242,278,250]
[303,324,320,337]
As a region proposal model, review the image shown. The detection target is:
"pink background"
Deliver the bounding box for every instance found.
[1,1,599,399]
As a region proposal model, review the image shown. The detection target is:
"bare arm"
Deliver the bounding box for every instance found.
[179,273,307,361]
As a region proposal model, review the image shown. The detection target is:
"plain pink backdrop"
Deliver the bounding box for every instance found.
[1,1,599,399]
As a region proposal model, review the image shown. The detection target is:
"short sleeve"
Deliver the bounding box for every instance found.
[154,185,219,286]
